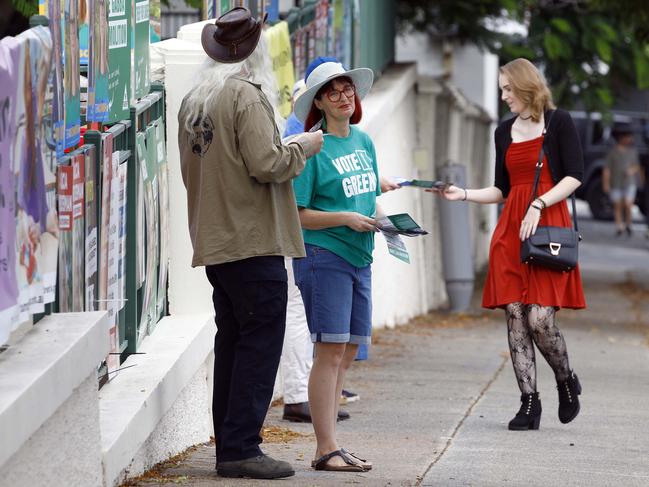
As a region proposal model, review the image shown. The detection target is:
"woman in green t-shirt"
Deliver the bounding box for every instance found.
[292,58,380,473]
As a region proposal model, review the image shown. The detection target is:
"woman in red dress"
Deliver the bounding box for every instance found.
[436,58,585,431]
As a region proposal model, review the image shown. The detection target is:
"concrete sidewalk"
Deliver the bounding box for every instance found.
[124,270,649,487]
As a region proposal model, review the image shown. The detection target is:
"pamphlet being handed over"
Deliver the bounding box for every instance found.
[394,178,453,191]
[376,213,428,263]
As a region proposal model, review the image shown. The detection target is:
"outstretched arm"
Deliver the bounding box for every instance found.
[429,185,504,204]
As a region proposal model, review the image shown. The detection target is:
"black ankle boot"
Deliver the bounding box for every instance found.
[557,371,582,424]
[508,392,542,430]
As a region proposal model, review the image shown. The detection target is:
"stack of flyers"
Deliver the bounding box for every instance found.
[377,213,428,237]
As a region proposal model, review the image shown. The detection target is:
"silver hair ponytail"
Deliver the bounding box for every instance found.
[182,34,285,135]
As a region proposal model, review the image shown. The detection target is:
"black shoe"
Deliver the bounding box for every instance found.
[282,402,350,422]
[217,454,295,479]
[557,371,582,424]
[508,392,542,430]
[340,389,360,404]
[626,226,633,237]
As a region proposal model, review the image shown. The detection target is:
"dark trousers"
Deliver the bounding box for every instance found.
[205,256,288,463]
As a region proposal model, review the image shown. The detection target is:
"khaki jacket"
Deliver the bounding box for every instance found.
[178,77,306,267]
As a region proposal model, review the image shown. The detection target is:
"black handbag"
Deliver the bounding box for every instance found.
[520,118,581,272]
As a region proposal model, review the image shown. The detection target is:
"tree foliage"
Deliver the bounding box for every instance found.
[11,0,38,18]
[397,0,649,113]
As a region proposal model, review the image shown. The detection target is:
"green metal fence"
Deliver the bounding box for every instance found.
[124,84,166,360]
[50,83,166,364]
[84,122,132,357]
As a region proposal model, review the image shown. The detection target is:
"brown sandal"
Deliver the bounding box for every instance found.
[341,448,372,471]
[311,450,365,472]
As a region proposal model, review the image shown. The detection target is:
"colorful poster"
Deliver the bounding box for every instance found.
[57,163,73,312]
[137,131,156,341]
[333,0,344,61]
[106,151,120,346]
[88,0,110,122]
[327,2,334,57]
[105,150,120,372]
[13,34,48,317]
[19,26,59,307]
[72,153,85,311]
[107,0,132,122]
[293,27,305,80]
[0,38,23,340]
[315,0,328,59]
[306,16,316,68]
[342,0,352,69]
[264,22,295,118]
[49,0,65,157]
[98,132,113,312]
[149,0,161,43]
[205,0,233,20]
[118,161,127,312]
[134,0,150,99]
[155,118,168,317]
[259,0,279,22]
[84,145,98,312]
[38,162,59,307]
[135,132,147,337]
[221,0,233,16]
[64,0,81,149]
[136,136,145,288]
[79,0,90,65]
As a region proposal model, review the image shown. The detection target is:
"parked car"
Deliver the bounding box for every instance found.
[570,110,648,220]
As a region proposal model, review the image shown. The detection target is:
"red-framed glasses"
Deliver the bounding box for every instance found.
[324,84,356,102]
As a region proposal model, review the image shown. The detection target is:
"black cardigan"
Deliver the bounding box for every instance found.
[493,109,584,198]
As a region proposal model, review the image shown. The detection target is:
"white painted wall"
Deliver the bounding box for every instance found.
[0,312,109,487]
[396,32,499,119]
[451,44,499,121]
[1,375,103,487]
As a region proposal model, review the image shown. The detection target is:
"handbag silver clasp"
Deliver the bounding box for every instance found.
[549,242,561,256]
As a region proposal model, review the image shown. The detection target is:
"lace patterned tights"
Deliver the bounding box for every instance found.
[505,303,571,394]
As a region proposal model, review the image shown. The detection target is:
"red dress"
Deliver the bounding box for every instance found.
[482,136,586,310]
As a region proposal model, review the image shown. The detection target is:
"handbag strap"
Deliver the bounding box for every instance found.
[526,111,579,233]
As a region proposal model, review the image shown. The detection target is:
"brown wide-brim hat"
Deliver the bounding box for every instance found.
[201,7,268,64]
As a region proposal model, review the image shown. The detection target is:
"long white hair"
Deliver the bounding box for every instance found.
[182,34,285,134]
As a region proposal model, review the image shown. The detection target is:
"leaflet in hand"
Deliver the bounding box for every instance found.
[394,178,452,191]
[377,213,428,237]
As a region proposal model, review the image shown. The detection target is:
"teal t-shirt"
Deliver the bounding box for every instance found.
[293,125,381,267]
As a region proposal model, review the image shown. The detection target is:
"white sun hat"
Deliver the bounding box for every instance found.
[294,61,374,123]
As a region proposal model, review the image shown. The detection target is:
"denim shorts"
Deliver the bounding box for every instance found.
[609,185,636,203]
[292,244,372,345]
